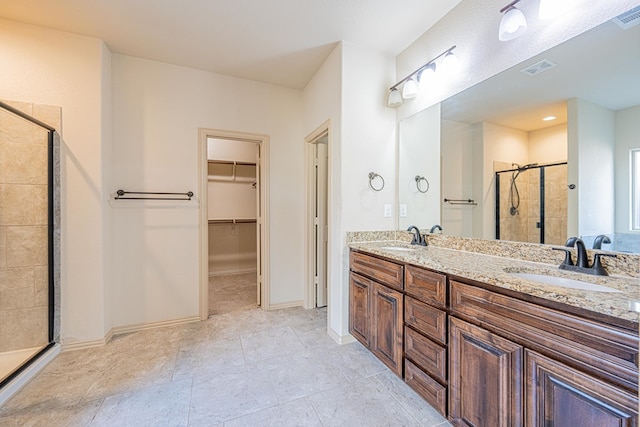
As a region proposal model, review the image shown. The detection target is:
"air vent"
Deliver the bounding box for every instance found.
[612,5,640,30]
[520,59,557,77]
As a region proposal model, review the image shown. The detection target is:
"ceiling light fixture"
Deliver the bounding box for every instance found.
[542,116,557,121]
[499,0,527,41]
[387,46,458,108]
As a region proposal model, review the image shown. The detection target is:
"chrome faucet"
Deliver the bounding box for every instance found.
[552,236,616,276]
[593,234,611,250]
[407,225,427,246]
[429,224,443,234]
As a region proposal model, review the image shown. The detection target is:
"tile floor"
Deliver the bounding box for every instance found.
[209,273,258,316]
[0,275,451,426]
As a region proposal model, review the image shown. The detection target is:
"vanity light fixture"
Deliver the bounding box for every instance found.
[386,45,458,108]
[402,77,419,99]
[387,88,403,107]
[418,62,436,89]
[499,0,527,41]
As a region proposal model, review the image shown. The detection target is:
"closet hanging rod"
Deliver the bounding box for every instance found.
[115,190,194,200]
[444,198,477,206]
[208,219,257,224]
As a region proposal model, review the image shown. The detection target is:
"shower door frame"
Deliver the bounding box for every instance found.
[0,100,57,389]
[495,161,568,244]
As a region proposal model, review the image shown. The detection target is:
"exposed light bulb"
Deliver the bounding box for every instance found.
[402,78,419,99]
[387,88,402,107]
[499,6,527,41]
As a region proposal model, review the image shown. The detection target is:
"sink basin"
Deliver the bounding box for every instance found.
[379,246,415,252]
[511,272,622,293]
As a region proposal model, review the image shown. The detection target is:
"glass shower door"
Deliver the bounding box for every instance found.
[0,101,56,387]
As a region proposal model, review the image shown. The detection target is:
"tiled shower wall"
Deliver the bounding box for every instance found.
[497,164,567,246]
[0,101,60,353]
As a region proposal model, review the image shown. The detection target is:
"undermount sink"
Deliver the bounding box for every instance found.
[510,272,622,293]
[379,246,415,252]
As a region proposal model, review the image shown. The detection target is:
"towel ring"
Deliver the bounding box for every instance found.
[368,172,385,192]
[415,175,429,193]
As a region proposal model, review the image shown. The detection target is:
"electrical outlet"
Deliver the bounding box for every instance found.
[384,203,392,218]
[400,204,407,217]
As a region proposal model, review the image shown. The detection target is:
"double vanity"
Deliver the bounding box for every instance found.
[348,236,639,426]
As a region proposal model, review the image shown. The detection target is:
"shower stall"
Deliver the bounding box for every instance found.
[0,100,59,392]
[495,162,568,245]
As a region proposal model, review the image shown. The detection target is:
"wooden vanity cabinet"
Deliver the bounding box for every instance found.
[526,350,637,426]
[348,249,639,425]
[449,279,639,427]
[349,251,404,376]
[449,316,524,426]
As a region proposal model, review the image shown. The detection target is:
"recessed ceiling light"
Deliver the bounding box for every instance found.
[542,116,557,121]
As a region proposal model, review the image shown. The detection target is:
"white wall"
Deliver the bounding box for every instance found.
[0,19,109,344]
[301,44,343,338]
[475,122,529,239]
[568,98,615,238]
[302,41,396,340]
[441,119,474,236]
[111,55,305,325]
[529,124,567,164]
[398,104,441,230]
[395,0,637,121]
[615,105,640,233]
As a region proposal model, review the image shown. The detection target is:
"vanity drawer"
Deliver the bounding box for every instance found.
[405,326,447,383]
[405,358,447,416]
[350,251,403,291]
[405,265,446,307]
[405,296,447,345]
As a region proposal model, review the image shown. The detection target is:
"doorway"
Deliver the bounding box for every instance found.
[198,129,270,319]
[306,125,329,309]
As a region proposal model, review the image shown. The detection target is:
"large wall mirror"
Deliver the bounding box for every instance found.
[398,10,640,254]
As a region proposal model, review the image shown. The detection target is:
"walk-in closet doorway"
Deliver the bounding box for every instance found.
[198,129,269,319]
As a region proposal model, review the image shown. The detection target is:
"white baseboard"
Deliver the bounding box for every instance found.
[0,344,61,407]
[61,316,201,352]
[327,327,356,345]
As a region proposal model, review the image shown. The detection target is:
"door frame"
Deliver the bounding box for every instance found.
[198,128,270,319]
[304,120,331,309]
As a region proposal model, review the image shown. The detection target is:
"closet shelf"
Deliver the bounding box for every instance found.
[208,159,256,183]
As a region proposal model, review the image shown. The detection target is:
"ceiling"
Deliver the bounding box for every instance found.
[0,0,461,89]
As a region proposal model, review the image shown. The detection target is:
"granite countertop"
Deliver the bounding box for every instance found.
[349,241,640,326]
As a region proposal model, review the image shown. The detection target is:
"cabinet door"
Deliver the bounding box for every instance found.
[349,272,372,348]
[449,317,524,427]
[526,350,638,427]
[372,282,404,376]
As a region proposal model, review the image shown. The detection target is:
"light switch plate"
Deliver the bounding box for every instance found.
[400,204,407,217]
[384,203,392,217]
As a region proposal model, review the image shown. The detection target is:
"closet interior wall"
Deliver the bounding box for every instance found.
[207,138,257,276]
